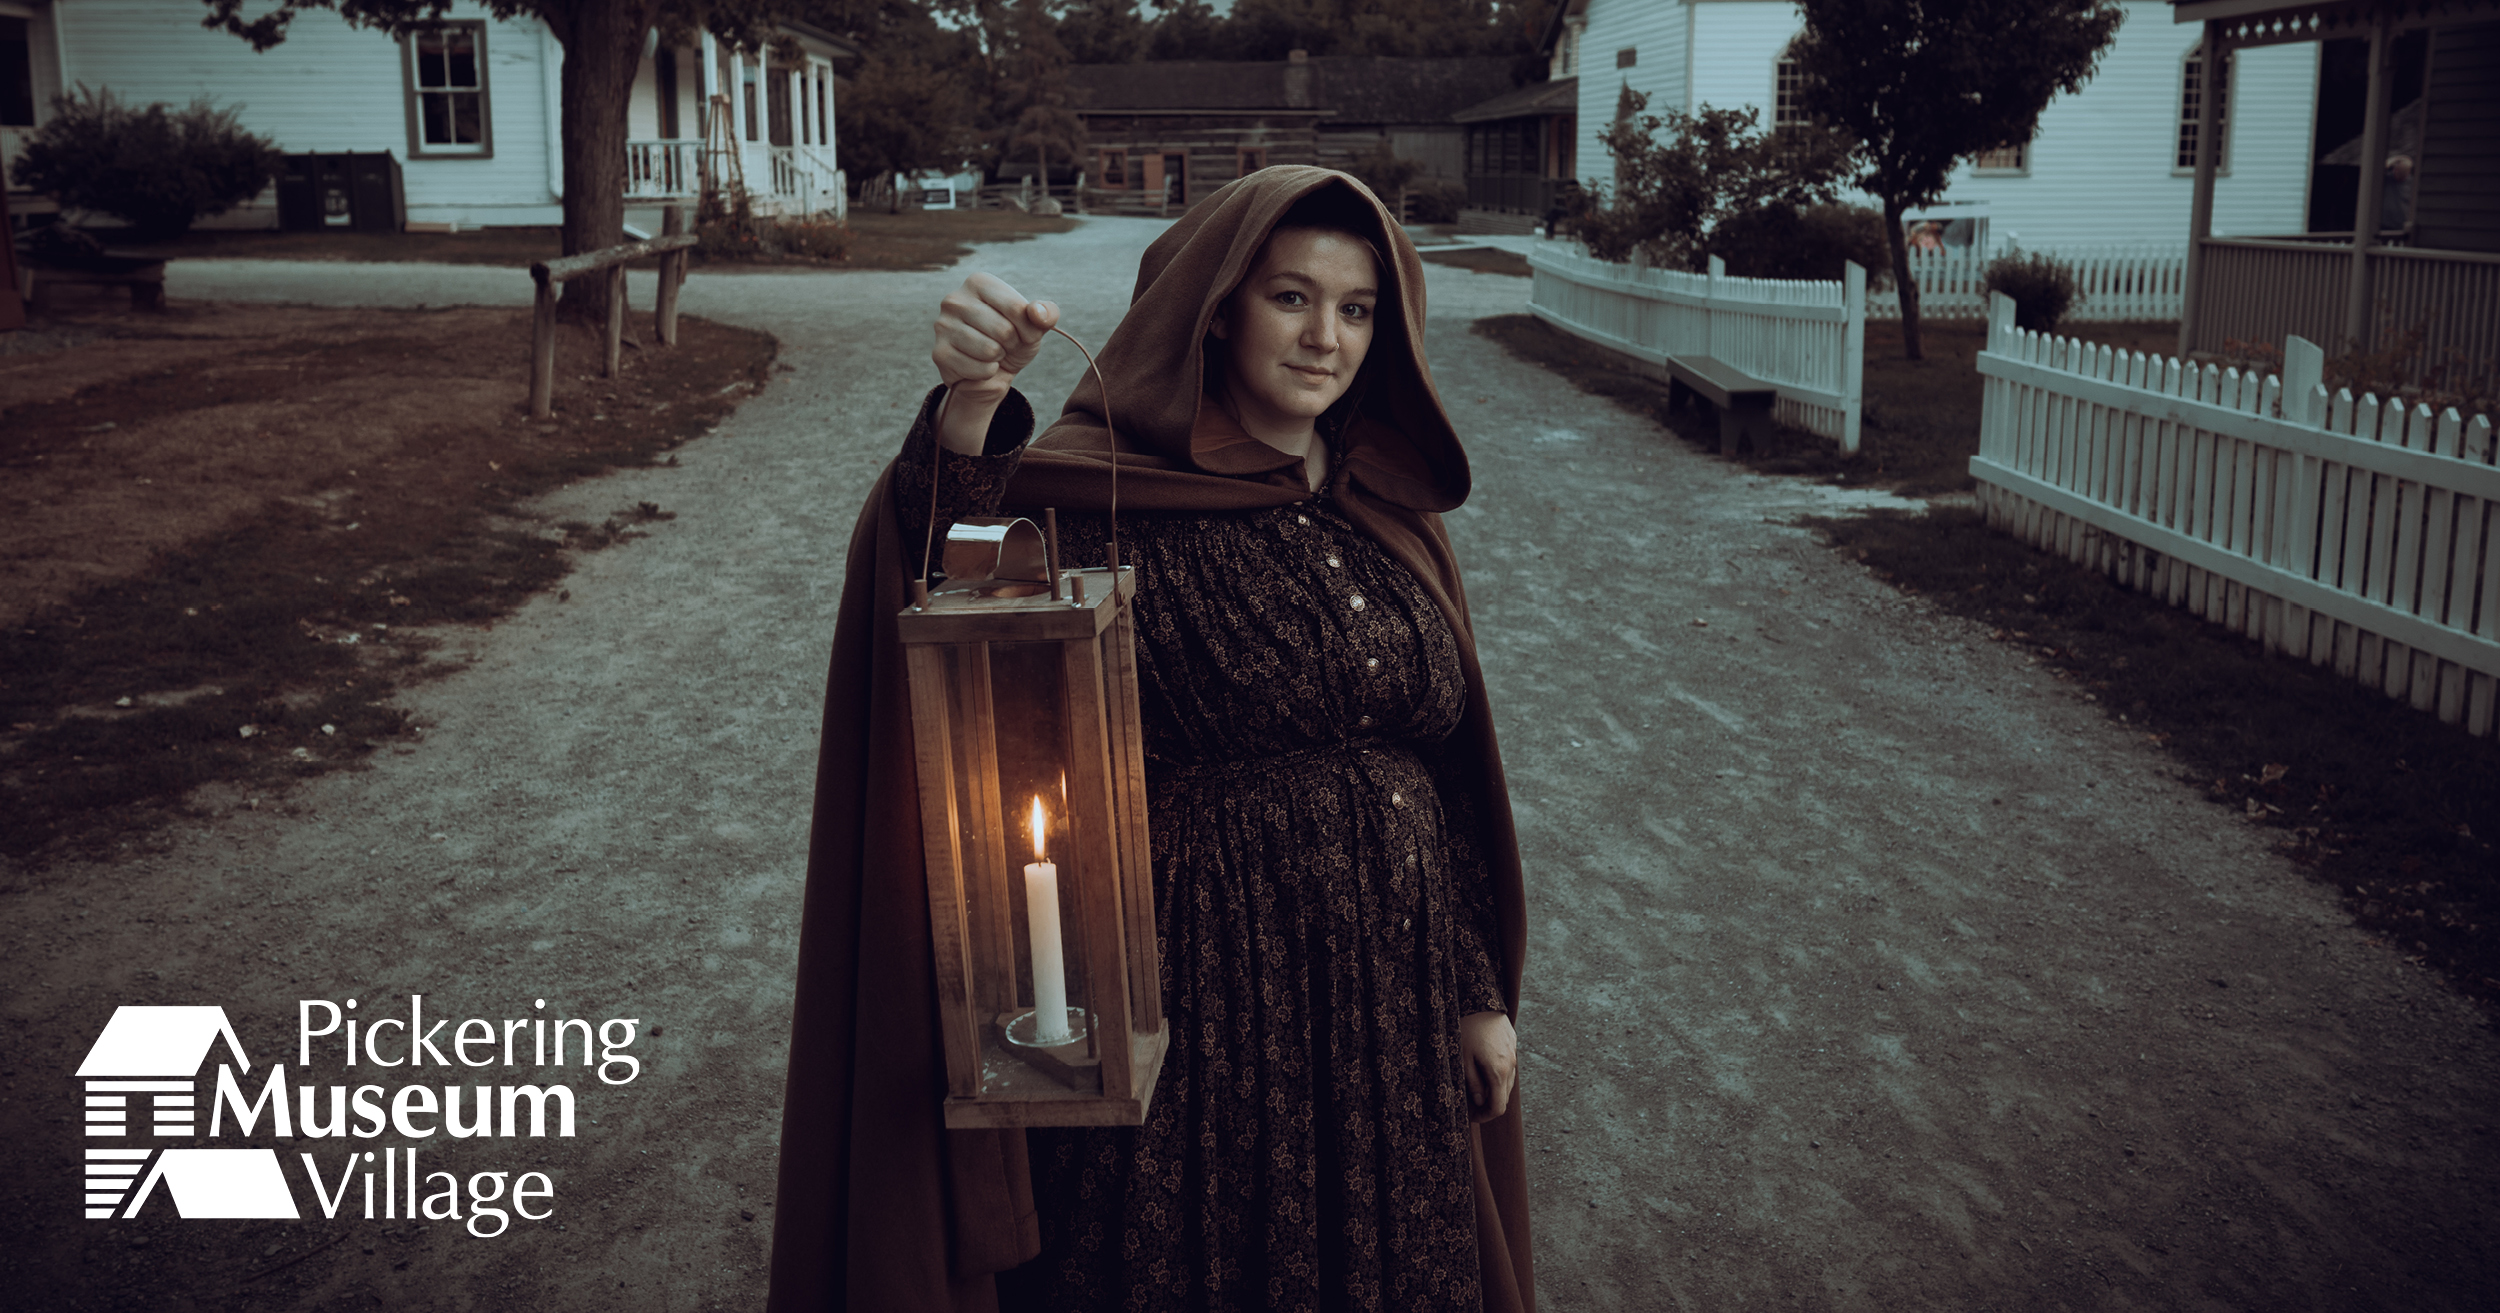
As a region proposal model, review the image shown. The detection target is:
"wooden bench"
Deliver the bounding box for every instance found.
[1659,353,1778,456]
[27,257,167,311]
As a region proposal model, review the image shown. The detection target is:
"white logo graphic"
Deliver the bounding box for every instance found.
[76,1005,298,1219]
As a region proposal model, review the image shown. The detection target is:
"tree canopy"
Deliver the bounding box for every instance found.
[1567,91,1855,272]
[1789,0,2123,358]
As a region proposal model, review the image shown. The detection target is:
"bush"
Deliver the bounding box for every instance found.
[1709,202,1894,290]
[1406,179,1466,225]
[1984,249,2080,333]
[775,217,853,262]
[10,87,280,240]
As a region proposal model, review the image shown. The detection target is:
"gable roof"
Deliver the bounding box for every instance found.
[1452,77,1578,124]
[77,1006,252,1078]
[1069,56,1523,125]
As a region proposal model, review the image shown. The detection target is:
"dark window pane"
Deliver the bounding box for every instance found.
[422,93,451,145]
[451,93,481,144]
[448,43,477,90]
[2,17,34,128]
[419,42,447,90]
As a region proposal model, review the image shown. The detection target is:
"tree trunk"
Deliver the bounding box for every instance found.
[551,0,658,319]
[1882,197,1923,361]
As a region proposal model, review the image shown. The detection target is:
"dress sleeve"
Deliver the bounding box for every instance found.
[890,385,1036,579]
[1432,758,1511,1018]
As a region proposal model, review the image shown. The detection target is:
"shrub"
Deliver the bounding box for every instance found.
[695,185,765,261]
[1406,179,1466,226]
[1984,249,2080,333]
[775,217,853,262]
[10,87,280,240]
[1709,202,1894,290]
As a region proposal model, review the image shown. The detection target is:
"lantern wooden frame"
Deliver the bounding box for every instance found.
[899,564,1167,1127]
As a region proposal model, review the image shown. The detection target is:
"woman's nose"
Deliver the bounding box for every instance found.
[1304,315,1338,352]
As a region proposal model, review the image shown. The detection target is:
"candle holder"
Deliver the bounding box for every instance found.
[898,527,1166,1128]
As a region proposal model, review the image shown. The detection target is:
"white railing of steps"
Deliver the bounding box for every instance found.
[1869,245,2187,322]
[1527,242,1866,452]
[1969,291,2500,737]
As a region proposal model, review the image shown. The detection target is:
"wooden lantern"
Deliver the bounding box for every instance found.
[898,522,1166,1128]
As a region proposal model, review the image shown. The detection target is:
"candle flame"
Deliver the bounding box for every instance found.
[1030,796,1047,862]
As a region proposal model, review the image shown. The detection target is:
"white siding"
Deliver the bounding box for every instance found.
[1569,0,2316,250]
[1688,0,1800,126]
[1574,0,1689,195]
[51,0,560,226]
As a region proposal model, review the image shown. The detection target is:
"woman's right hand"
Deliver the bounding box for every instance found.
[934,272,1059,410]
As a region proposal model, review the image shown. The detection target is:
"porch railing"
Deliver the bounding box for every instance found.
[625,139,702,201]
[2187,238,2500,377]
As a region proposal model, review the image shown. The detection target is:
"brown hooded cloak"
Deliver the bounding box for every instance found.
[767,167,1533,1312]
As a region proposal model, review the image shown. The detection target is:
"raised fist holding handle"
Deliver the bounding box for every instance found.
[932,271,1059,455]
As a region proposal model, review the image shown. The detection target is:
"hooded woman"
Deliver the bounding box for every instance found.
[767,167,1534,1313]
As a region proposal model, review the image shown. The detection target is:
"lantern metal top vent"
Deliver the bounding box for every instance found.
[898,329,1164,1127]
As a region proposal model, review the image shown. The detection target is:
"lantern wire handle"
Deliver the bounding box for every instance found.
[917,324,1120,603]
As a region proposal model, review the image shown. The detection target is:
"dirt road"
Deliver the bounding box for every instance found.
[5,219,2495,1311]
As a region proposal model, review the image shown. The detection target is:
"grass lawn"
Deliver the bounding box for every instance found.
[102,208,1079,273]
[1484,308,2500,1005]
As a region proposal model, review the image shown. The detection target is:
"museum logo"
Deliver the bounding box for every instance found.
[75,998,642,1237]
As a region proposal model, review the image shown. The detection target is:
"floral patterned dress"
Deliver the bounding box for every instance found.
[896,392,1505,1312]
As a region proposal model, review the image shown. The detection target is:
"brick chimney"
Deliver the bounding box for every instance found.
[1284,49,1311,108]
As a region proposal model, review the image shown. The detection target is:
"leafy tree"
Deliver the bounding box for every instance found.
[1567,91,1854,272]
[11,88,282,240]
[1789,0,2122,359]
[839,55,978,200]
[201,0,803,315]
[1141,0,1544,60]
[1058,0,1148,64]
[995,0,1084,189]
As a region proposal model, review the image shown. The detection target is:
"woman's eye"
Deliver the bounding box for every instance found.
[1341,303,1371,320]
[1275,291,1307,307]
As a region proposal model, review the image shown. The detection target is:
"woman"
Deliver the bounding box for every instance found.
[767,168,1534,1313]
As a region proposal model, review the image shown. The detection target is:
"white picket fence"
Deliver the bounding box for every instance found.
[1527,242,1866,451]
[1870,246,2187,322]
[1969,292,2500,737]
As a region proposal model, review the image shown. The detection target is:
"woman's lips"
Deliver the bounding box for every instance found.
[1288,365,1333,382]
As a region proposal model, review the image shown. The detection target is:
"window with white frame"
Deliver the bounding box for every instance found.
[1972,141,2029,173]
[1774,56,1807,131]
[404,23,489,156]
[2176,44,2231,172]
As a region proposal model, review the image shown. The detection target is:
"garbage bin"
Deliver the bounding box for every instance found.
[276,153,405,233]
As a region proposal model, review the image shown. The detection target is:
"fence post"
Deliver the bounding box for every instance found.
[1707,254,1726,364]
[1987,290,2016,356]
[656,248,683,347]
[529,273,558,420]
[1842,261,1866,454]
[605,264,627,378]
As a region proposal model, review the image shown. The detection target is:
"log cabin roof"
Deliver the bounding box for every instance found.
[1069,56,1523,125]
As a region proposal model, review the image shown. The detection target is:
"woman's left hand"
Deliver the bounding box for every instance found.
[1459,1011,1517,1123]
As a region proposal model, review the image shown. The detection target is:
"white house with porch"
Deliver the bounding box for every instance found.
[1548,0,2318,253]
[0,0,851,231]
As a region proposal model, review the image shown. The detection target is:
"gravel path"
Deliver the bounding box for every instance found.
[6,220,2494,1311]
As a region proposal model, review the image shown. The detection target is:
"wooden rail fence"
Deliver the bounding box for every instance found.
[1528,242,1865,452]
[527,233,699,420]
[1969,292,2500,737]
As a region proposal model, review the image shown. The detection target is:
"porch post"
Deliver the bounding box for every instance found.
[2344,10,2393,353]
[698,31,717,137]
[2178,20,2226,358]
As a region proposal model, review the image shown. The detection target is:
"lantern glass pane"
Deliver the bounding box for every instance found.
[984,642,1093,1031]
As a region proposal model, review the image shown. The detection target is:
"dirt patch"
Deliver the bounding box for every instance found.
[1419,246,1532,277]
[0,301,777,869]
[102,208,1080,273]
[1812,507,2500,1003]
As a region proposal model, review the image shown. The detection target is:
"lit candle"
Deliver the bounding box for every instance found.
[1024,797,1073,1045]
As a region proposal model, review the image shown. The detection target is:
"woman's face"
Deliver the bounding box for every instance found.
[1209,226,1381,436]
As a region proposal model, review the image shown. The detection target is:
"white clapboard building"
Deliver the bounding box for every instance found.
[1,0,853,230]
[1546,0,2316,252]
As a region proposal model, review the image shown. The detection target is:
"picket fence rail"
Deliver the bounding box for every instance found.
[1968,292,2500,737]
[1527,242,1865,451]
[1870,245,2187,323]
